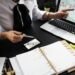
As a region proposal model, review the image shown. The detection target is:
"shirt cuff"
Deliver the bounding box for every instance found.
[32,7,46,20]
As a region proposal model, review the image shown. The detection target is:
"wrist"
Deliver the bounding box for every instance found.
[42,12,50,20]
[45,12,57,19]
[46,12,50,19]
[0,32,7,40]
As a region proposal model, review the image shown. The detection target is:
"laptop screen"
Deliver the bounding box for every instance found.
[58,0,75,23]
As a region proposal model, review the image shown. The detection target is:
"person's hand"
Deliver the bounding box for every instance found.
[46,8,74,19]
[54,8,74,19]
[4,31,24,43]
[54,9,68,19]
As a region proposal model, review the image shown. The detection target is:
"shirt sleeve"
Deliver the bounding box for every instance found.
[19,0,46,20]
[32,0,46,20]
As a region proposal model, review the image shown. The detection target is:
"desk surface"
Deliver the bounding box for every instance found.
[32,20,62,47]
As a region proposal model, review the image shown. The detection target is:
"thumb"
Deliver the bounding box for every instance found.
[62,9,74,12]
[13,31,22,35]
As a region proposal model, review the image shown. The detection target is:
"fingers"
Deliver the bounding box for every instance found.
[12,34,24,43]
[13,31,24,42]
[55,11,67,19]
[10,31,24,43]
[13,31,22,35]
[62,8,74,12]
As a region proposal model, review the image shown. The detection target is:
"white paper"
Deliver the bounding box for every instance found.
[24,39,40,49]
[10,57,23,75]
[41,41,75,74]
[16,48,55,75]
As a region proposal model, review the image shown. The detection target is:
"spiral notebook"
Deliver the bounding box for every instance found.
[10,41,75,75]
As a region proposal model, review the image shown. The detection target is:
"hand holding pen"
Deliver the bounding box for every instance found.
[4,31,34,43]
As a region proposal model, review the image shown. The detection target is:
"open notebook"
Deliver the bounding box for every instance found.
[10,41,75,75]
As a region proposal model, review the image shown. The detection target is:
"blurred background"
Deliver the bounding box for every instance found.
[37,0,58,12]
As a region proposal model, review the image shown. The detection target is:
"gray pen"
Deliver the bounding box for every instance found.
[23,34,34,38]
[63,8,75,12]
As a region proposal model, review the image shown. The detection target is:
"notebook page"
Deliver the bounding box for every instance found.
[10,57,23,75]
[0,57,6,75]
[16,48,55,75]
[41,41,75,74]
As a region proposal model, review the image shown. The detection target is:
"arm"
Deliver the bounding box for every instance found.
[43,8,75,20]
[42,10,68,20]
[32,0,46,20]
[0,32,6,39]
[32,1,68,20]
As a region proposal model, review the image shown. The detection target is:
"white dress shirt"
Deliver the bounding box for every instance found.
[0,0,45,32]
[19,0,45,20]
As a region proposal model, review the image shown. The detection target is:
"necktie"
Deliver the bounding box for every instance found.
[13,4,32,33]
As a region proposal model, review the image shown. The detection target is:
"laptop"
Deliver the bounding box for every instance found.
[40,0,75,43]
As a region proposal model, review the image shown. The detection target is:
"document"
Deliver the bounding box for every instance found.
[0,57,6,75]
[41,41,75,74]
[10,41,75,75]
[10,48,55,75]
[10,57,23,75]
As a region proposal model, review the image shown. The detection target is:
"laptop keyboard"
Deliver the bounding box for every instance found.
[49,19,75,34]
[40,19,75,43]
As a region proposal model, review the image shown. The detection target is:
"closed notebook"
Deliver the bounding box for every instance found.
[10,41,75,75]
